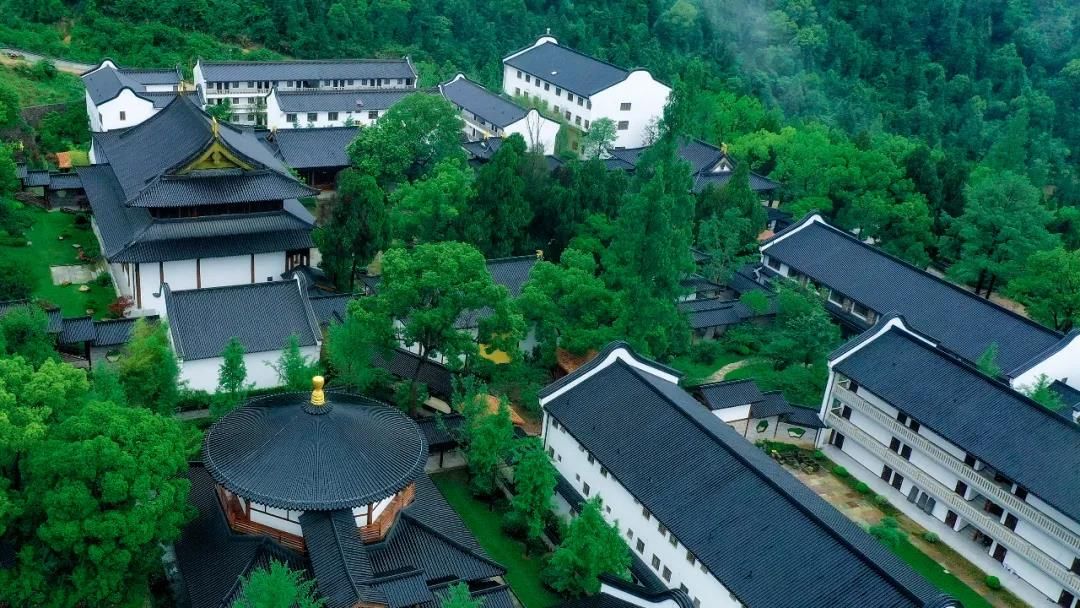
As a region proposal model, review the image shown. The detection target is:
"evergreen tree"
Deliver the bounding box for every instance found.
[761,284,840,369]
[508,437,556,543]
[117,319,180,415]
[0,306,55,367]
[976,343,1001,378]
[232,561,324,608]
[272,334,321,391]
[463,396,514,496]
[605,134,695,358]
[439,582,480,608]
[388,158,472,245]
[313,169,388,291]
[213,337,249,418]
[1021,374,1065,412]
[464,134,532,257]
[545,498,630,597]
[89,361,127,406]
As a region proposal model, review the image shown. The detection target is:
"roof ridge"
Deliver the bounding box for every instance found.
[170,279,297,296]
[399,511,505,571]
[326,509,374,594]
[618,362,938,605]
[523,40,630,79]
[780,216,1062,341]
[203,58,410,65]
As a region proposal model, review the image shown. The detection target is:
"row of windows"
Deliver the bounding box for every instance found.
[628,525,705,608]
[515,70,594,108]
[209,78,412,90]
[285,110,380,123]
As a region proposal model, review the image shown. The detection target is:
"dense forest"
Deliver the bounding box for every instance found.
[1,0,1078,292]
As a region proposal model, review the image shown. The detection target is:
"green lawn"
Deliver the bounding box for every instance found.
[891,539,992,608]
[0,63,84,106]
[431,469,560,608]
[6,206,116,318]
[670,349,744,387]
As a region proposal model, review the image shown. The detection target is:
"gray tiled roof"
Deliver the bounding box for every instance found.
[164,280,320,360]
[505,41,630,97]
[81,61,180,104]
[544,345,953,608]
[558,577,694,608]
[45,172,82,190]
[299,509,382,608]
[198,59,416,82]
[371,348,454,398]
[834,326,1080,523]
[260,127,358,170]
[485,255,537,297]
[697,379,764,411]
[90,316,157,347]
[58,316,95,343]
[309,293,353,326]
[273,89,412,113]
[609,138,779,193]
[88,95,314,208]
[782,407,825,429]
[762,216,1064,374]
[750,391,795,419]
[423,584,515,608]
[677,296,767,330]
[440,75,528,128]
[203,392,427,511]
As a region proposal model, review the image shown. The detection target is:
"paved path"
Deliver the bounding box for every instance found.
[703,359,750,383]
[0,47,95,75]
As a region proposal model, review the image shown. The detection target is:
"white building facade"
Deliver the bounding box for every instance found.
[81,60,181,132]
[194,58,417,126]
[817,318,1080,607]
[263,88,411,130]
[440,74,560,154]
[502,36,670,149]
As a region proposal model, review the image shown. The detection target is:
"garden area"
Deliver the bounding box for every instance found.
[2,206,116,317]
[764,441,1026,608]
[432,469,560,608]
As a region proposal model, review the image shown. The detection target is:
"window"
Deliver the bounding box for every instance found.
[587,454,595,464]
[909,420,921,433]
[897,413,908,424]
[553,105,560,113]
[658,523,667,536]
[1058,590,1076,608]
[328,112,339,121]
[642,507,650,520]
[679,584,688,594]
[584,119,590,129]
[617,120,630,130]
[555,87,562,96]
[891,473,904,490]
[516,70,522,78]
[567,93,574,102]
[900,445,912,460]
[286,113,297,123]
[620,102,632,111]
[651,555,660,570]
[662,567,671,582]
[1004,513,1018,531]
[1071,557,1080,576]
[851,301,872,319]
[586,100,592,109]
[515,87,521,96]
[577,97,584,106]
[669,536,678,548]
[578,445,585,453]
[544,82,550,91]
[582,482,590,496]
[889,437,901,453]
[766,256,782,271]
[964,453,977,467]
[881,465,893,482]
[600,467,608,478]
[636,539,645,553]
[693,599,701,608]
[575,116,581,126]
[954,480,968,497]
[119,111,127,121]
[1015,486,1028,501]
[686,551,696,565]
[565,110,572,120]
[605,505,611,514]
[627,529,634,540]
[525,74,531,83]
[307,112,318,123]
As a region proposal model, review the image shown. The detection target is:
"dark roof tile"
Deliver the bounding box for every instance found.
[696,379,765,411]
[505,40,630,97]
[198,59,416,82]
[272,89,412,113]
[440,74,528,128]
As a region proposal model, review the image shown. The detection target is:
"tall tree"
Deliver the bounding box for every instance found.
[388,158,472,245]
[213,337,249,419]
[545,498,630,597]
[463,395,514,496]
[117,319,180,415]
[517,248,622,363]
[761,284,840,369]
[314,169,388,291]
[1,399,192,607]
[272,334,321,391]
[1006,248,1080,332]
[0,306,55,366]
[332,242,522,412]
[605,135,695,358]
[464,134,532,257]
[231,561,324,608]
[439,582,480,608]
[347,93,464,187]
[508,437,556,543]
[581,117,617,159]
[947,168,1056,297]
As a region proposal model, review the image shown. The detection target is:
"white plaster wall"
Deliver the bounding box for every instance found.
[713,405,751,423]
[97,89,158,132]
[86,91,102,133]
[1013,334,1080,390]
[201,255,252,288]
[266,106,380,130]
[504,110,560,154]
[1013,518,1078,571]
[1003,549,1068,604]
[744,415,780,443]
[775,421,818,447]
[591,72,670,149]
[249,505,303,536]
[179,345,320,392]
[542,412,741,608]
[254,252,284,283]
[599,583,684,608]
[163,259,199,291]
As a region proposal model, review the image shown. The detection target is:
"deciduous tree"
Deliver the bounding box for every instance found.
[314,169,388,291]
[439,582,480,608]
[581,117,617,159]
[508,436,556,543]
[761,284,840,369]
[1006,248,1080,332]
[388,158,472,245]
[463,395,514,496]
[117,319,180,415]
[545,498,630,597]
[0,306,54,366]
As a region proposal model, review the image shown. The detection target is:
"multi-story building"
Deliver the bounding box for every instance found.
[78,95,318,312]
[81,59,182,132]
[193,58,417,126]
[760,213,1080,392]
[818,315,1080,606]
[540,341,960,608]
[263,88,412,130]
[439,73,560,154]
[502,35,670,149]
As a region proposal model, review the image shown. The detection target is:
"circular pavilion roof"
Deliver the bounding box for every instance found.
[202,390,428,511]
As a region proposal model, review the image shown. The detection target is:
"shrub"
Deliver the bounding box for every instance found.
[921,531,940,544]
[832,465,849,478]
[722,324,762,355]
[107,296,133,319]
[689,340,726,364]
[812,449,826,460]
[855,481,872,494]
[177,389,214,412]
[873,495,891,508]
[985,576,1002,590]
[73,213,90,227]
[869,516,906,549]
[94,273,113,288]
[0,258,35,300]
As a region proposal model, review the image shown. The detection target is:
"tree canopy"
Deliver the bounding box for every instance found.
[545,497,630,597]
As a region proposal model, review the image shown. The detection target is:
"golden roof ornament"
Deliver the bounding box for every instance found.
[310,376,326,406]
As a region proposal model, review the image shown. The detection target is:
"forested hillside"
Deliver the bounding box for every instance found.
[2,0,1078,289]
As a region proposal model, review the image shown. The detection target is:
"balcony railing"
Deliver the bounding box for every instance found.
[833,385,1080,554]
[826,411,1080,596]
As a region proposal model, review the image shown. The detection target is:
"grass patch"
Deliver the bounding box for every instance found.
[7,206,115,318]
[66,149,90,166]
[723,358,828,406]
[890,538,992,608]
[670,349,743,387]
[431,469,559,608]
[0,63,84,106]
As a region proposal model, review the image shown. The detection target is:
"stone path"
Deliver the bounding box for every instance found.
[702,359,750,383]
[50,264,98,285]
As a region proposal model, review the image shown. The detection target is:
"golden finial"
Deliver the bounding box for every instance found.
[310,376,326,406]
[211,116,220,138]
[535,249,544,260]
[720,142,729,154]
